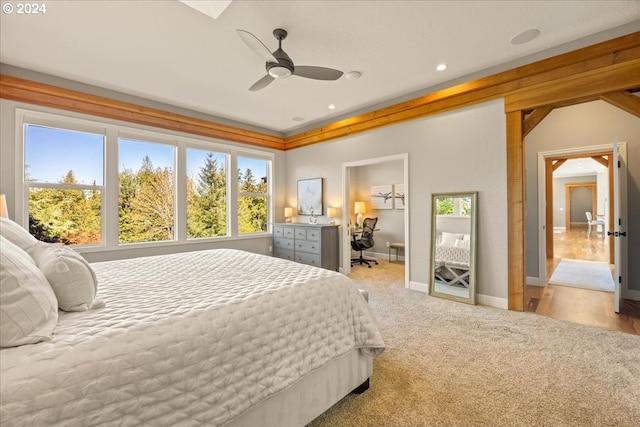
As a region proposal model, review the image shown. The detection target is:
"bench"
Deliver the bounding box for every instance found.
[388,242,405,262]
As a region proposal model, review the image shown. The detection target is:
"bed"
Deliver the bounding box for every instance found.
[0,242,385,427]
[434,236,471,288]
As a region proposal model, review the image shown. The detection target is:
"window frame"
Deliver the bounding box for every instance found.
[236,154,272,235]
[15,108,275,253]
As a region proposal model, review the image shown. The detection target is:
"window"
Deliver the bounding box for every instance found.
[186,148,227,238]
[18,109,273,252]
[237,156,269,234]
[24,124,104,245]
[436,196,471,216]
[118,138,175,243]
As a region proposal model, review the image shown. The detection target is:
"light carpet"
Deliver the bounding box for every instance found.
[307,259,640,427]
[549,258,615,292]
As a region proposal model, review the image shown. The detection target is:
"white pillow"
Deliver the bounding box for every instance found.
[463,234,471,242]
[440,232,464,246]
[31,242,98,312]
[0,236,58,348]
[454,238,471,249]
[0,217,38,254]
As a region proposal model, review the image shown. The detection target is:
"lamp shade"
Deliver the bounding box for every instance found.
[354,202,366,214]
[327,207,337,218]
[284,207,293,217]
[0,194,7,218]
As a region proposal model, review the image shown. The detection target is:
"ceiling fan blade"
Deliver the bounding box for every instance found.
[237,29,278,64]
[249,74,275,92]
[293,66,343,81]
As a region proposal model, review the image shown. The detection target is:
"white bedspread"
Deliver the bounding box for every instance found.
[0,249,384,427]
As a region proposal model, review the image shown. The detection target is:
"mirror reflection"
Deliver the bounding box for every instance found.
[429,192,477,304]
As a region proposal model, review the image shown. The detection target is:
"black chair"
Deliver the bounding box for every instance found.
[351,217,379,268]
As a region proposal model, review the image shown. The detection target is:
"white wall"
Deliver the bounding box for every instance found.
[525,100,640,291]
[285,100,509,302]
[353,160,405,257]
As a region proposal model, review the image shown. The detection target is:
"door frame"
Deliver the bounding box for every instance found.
[564,182,597,233]
[341,153,410,289]
[536,145,614,285]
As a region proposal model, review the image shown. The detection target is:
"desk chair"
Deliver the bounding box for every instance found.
[351,217,379,268]
[585,212,605,238]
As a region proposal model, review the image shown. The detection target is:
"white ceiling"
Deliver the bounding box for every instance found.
[554,158,607,178]
[1,1,639,135]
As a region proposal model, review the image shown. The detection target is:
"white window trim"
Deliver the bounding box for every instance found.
[16,108,275,253]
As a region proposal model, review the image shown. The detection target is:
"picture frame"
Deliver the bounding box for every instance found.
[394,183,405,210]
[370,185,393,210]
[297,178,323,215]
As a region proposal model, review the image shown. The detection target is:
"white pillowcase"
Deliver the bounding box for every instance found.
[0,236,58,347]
[0,217,38,254]
[454,238,471,249]
[440,232,464,246]
[31,242,98,312]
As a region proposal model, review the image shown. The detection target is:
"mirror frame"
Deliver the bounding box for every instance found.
[428,191,477,305]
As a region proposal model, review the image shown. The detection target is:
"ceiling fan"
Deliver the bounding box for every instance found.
[237,28,344,92]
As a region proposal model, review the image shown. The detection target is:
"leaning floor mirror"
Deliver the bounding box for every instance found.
[429,192,477,305]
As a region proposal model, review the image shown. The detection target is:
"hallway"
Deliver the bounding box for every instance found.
[525,227,639,335]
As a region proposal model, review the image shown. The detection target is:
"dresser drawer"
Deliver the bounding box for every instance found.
[296,240,320,254]
[294,227,307,240]
[273,226,284,238]
[283,227,295,239]
[274,249,294,261]
[274,237,294,250]
[295,252,321,267]
[305,228,320,242]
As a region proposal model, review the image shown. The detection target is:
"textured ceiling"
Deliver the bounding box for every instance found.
[1,1,639,135]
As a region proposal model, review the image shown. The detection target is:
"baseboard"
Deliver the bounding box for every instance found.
[624,288,640,301]
[409,281,428,293]
[527,276,545,287]
[363,250,405,262]
[476,293,508,309]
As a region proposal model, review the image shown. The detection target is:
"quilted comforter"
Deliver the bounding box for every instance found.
[0,249,385,426]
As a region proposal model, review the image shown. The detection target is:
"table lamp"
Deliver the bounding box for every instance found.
[284,207,293,223]
[327,207,337,225]
[354,201,366,228]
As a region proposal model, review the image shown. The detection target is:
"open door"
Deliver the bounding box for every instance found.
[611,140,628,313]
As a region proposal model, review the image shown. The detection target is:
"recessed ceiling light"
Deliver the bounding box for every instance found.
[345,71,362,80]
[328,104,336,110]
[436,64,447,71]
[292,117,305,122]
[511,29,540,45]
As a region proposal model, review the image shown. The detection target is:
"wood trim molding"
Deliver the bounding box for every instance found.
[506,110,525,312]
[564,182,597,232]
[523,107,554,138]
[600,90,640,118]
[0,75,286,150]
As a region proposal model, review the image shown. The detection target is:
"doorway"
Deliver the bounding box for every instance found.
[342,154,410,289]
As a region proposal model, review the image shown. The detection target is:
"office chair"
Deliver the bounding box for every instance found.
[585,212,605,238]
[351,217,379,268]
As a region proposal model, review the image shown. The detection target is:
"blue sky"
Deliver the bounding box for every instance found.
[25,125,268,185]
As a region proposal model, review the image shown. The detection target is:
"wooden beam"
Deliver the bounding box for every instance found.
[552,159,566,171]
[600,91,640,118]
[0,75,285,151]
[591,155,609,168]
[523,107,553,137]
[504,58,640,112]
[506,110,525,312]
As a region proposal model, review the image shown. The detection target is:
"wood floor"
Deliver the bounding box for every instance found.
[525,226,640,335]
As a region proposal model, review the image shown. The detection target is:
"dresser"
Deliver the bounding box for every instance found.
[273,223,339,271]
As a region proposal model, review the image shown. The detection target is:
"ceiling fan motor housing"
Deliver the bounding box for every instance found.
[267,29,294,78]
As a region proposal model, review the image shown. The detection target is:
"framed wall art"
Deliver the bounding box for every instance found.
[394,183,405,210]
[297,178,323,215]
[370,185,393,210]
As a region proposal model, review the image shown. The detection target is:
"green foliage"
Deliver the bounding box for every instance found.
[28,155,268,245]
[436,198,454,215]
[28,170,101,245]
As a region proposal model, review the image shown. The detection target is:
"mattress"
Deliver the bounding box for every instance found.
[0,249,385,426]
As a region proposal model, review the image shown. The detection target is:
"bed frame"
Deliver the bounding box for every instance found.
[226,349,371,426]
